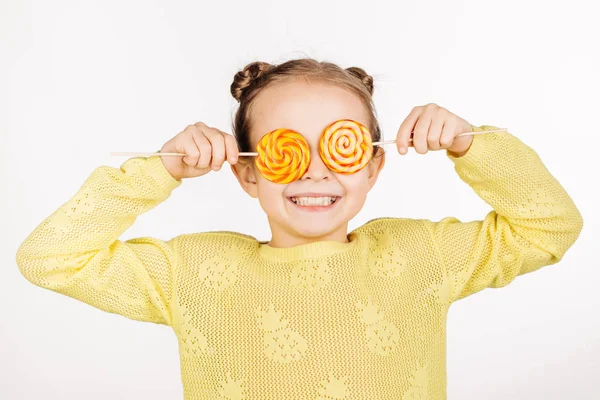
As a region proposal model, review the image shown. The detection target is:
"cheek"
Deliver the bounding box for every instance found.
[337,172,371,195]
[256,178,287,209]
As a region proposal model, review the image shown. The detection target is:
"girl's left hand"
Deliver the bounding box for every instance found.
[396,103,473,156]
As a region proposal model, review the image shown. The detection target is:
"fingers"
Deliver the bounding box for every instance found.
[191,125,213,170]
[396,106,420,154]
[223,131,240,165]
[397,103,461,155]
[181,125,202,168]
[189,122,239,172]
[412,111,431,155]
[439,119,456,148]
[426,113,444,151]
[201,126,226,171]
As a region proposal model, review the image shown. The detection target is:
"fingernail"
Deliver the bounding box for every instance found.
[399,147,406,154]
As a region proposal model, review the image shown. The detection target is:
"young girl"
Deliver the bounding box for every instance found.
[16,58,583,399]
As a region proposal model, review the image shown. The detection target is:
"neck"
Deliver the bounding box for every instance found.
[266,220,349,248]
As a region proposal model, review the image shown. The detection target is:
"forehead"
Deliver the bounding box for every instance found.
[248,80,369,146]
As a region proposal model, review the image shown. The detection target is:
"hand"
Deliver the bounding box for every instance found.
[396,103,473,156]
[159,121,240,180]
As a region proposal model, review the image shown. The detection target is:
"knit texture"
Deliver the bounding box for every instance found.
[16,125,583,399]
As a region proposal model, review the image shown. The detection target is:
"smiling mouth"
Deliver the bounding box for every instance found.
[286,196,341,207]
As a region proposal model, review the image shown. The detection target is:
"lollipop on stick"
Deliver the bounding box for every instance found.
[111,122,506,183]
[111,127,505,159]
[254,128,310,184]
[319,119,373,174]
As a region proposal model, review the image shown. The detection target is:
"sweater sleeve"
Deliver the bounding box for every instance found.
[423,125,583,303]
[16,155,183,326]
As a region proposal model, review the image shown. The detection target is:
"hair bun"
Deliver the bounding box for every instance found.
[230,61,273,102]
[345,66,374,96]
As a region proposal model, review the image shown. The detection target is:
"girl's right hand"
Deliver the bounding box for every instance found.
[159,122,240,180]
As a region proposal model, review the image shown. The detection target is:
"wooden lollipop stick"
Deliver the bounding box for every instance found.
[110,128,507,158]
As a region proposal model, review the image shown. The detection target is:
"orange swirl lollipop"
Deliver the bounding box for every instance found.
[319,119,373,174]
[255,128,311,184]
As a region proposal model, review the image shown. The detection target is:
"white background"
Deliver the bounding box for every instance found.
[2,1,599,399]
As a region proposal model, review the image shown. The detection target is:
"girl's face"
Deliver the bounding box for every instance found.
[232,80,385,246]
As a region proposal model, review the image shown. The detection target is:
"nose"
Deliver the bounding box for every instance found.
[301,146,333,181]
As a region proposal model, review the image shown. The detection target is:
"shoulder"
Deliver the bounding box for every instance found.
[351,217,438,254]
[173,230,260,262]
[351,217,444,282]
[351,217,430,240]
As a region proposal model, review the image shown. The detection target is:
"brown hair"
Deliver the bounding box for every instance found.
[230,57,382,156]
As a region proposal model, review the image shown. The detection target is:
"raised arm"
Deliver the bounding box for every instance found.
[16,156,183,325]
[423,125,583,303]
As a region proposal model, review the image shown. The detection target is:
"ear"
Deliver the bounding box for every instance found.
[366,148,385,190]
[231,160,259,198]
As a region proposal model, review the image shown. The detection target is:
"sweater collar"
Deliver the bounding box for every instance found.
[257,231,360,262]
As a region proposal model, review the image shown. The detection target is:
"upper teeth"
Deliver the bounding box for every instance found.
[290,196,337,206]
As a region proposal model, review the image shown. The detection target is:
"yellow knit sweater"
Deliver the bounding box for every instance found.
[16,125,583,399]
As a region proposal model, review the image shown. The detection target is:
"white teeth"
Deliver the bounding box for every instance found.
[290,196,337,206]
